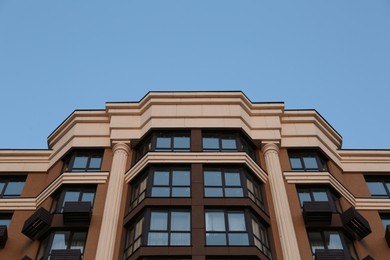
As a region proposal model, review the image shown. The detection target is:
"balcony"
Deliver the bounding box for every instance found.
[63,202,91,226]
[21,207,53,240]
[0,225,7,248]
[303,201,333,225]
[314,249,347,260]
[341,207,371,240]
[50,249,82,260]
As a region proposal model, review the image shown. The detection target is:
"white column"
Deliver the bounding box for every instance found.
[96,142,130,260]
[262,143,301,260]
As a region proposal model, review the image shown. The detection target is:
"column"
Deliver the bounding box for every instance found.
[96,142,130,260]
[262,143,301,260]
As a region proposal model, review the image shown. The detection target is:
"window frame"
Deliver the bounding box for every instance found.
[296,186,342,213]
[307,229,357,260]
[62,149,104,173]
[154,132,191,152]
[365,176,390,198]
[0,176,26,198]
[50,186,96,213]
[288,151,328,172]
[36,230,88,260]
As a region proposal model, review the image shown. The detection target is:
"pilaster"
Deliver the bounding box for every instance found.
[262,143,301,260]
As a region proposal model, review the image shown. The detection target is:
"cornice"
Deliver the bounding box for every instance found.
[124,152,268,184]
[0,150,51,172]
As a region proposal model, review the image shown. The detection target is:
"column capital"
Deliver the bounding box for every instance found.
[113,142,131,155]
[262,142,279,154]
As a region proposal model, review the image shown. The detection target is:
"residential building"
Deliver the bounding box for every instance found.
[0,91,389,260]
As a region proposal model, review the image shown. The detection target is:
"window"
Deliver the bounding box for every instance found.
[36,230,87,260]
[380,213,390,228]
[204,168,243,197]
[289,151,327,172]
[0,177,26,198]
[129,167,191,210]
[0,213,12,227]
[297,186,341,212]
[51,187,96,213]
[147,210,191,246]
[155,132,190,152]
[308,230,357,259]
[203,167,265,210]
[365,177,390,198]
[252,218,272,258]
[151,168,190,197]
[62,149,103,172]
[124,217,144,258]
[205,210,249,246]
[202,131,256,160]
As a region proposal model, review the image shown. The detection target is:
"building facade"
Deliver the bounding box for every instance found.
[0,91,389,260]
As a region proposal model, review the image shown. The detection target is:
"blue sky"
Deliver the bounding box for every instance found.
[0,0,389,149]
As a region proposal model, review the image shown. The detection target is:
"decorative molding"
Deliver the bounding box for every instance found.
[0,172,109,210]
[124,152,268,184]
[283,171,390,210]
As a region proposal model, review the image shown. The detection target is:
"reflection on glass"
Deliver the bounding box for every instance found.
[172,170,190,186]
[204,188,223,197]
[225,172,241,186]
[73,156,88,169]
[204,171,222,186]
[221,138,237,150]
[203,137,219,150]
[148,232,168,245]
[303,156,318,169]
[153,171,169,185]
[206,233,226,245]
[172,187,190,197]
[313,191,328,201]
[228,213,246,231]
[228,233,249,245]
[289,157,302,169]
[150,212,168,230]
[173,136,190,149]
[171,212,190,231]
[225,188,243,197]
[205,212,225,231]
[367,182,387,196]
[156,137,171,149]
[170,233,191,245]
[4,181,25,196]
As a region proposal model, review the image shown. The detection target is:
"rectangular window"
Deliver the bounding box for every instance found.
[308,230,357,260]
[251,218,272,259]
[365,177,390,198]
[37,230,87,260]
[124,217,144,258]
[204,168,243,198]
[147,210,191,246]
[202,133,238,152]
[0,177,26,198]
[130,176,148,210]
[297,186,341,212]
[0,213,12,227]
[62,150,103,172]
[205,210,249,246]
[51,187,96,213]
[155,132,190,152]
[289,151,327,172]
[151,168,190,198]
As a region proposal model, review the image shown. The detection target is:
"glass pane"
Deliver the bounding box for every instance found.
[204,188,223,197]
[251,219,260,238]
[382,218,390,228]
[228,212,246,231]
[172,187,190,197]
[206,233,226,245]
[153,171,169,185]
[70,232,86,253]
[63,191,80,203]
[89,156,102,169]
[51,232,69,250]
[150,212,168,230]
[298,191,311,206]
[151,187,170,197]
[203,137,219,150]
[303,156,318,169]
[204,170,222,186]
[0,183,5,194]
[135,218,144,238]
[367,182,387,196]
[289,157,302,169]
[225,188,243,197]
[228,233,249,245]
[205,212,225,231]
[0,219,11,227]
[308,232,325,253]
[4,181,25,196]
[156,137,171,149]
[313,191,328,201]
[171,211,190,231]
[170,233,190,245]
[73,156,88,169]
[173,136,190,149]
[225,172,241,186]
[324,231,343,249]
[81,192,95,205]
[221,137,237,150]
[147,232,168,245]
[172,170,190,186]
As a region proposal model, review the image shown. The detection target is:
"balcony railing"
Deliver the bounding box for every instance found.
[50,249,82,260]
[314,249,347,260]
